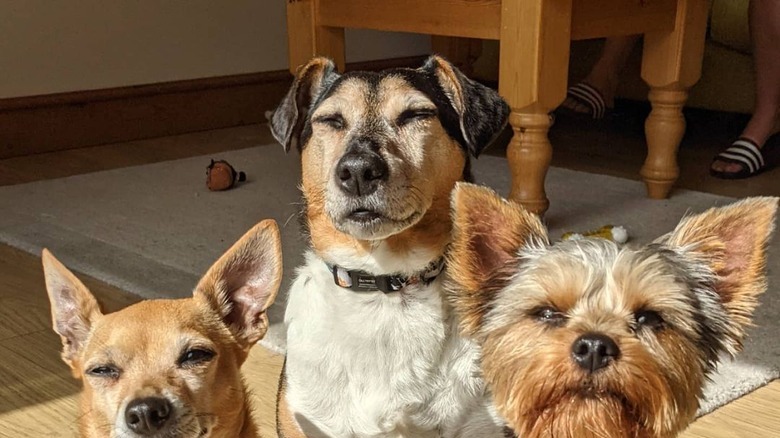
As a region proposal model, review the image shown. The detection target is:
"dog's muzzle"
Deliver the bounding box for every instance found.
[335,139,389,198]
[125,396,173,435]
[327,138,425,239]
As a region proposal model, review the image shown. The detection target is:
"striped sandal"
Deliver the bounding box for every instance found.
[710,135,780,179]
[558,82,612,120]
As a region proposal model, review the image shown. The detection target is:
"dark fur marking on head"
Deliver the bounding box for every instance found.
[276,57,509,159]
[294,68,473,155]
[276,57,510,244]
[270,59,341,152]
[640,244,729,369]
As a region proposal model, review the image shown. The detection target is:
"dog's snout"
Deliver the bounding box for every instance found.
[125,397,172,435]
[571,333,620,373]
[336,151,388,197]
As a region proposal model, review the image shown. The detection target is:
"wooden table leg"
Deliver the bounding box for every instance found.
[499,0,573,215]
[640,0,710,199]
[286,0,346,73]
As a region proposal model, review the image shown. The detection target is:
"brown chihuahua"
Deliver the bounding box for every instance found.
[42,220,283,438]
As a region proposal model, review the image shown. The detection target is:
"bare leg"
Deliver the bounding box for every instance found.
[712,0,780,173]
[562,35,640,113]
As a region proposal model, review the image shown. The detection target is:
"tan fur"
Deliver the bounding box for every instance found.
[479,268,704,437]
[447,183,548,335]
[447,184,778,438]
[301,75,466,261]
[661,197,779,352]
[428,56,465,115]
[42,220,283,438]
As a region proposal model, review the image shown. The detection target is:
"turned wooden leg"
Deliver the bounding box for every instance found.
[506,112,553,214]
[499,0,572,215]
[642,88,688,198]
[286,0,346,73]
[640,0,709,199]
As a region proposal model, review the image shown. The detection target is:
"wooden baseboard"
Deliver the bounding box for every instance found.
[0,56,427,159]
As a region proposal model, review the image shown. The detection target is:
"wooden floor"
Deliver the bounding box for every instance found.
[0,120,778,437]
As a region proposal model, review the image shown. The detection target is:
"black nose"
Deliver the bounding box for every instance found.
[125,397,172,435]
[335,151,388,197]
[571,333,620,373]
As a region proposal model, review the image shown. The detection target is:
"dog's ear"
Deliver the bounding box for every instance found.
[195,219,283,348]
[661,197,778,354]
[270,57,340,152]
[422,55,509,157]
[41,249,103,370]
[447,183,548,336]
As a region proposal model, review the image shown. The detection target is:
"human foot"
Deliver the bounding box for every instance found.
[711,113,780,176]
[710,135,780,179]
[560,75,618,119]
[560,83,611,119]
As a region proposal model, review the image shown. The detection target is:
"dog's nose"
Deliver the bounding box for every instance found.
[335,151,388,197]
[125,397,172,435]
[571,333,620,373]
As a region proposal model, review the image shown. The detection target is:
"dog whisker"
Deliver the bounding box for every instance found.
[283,211,297,228]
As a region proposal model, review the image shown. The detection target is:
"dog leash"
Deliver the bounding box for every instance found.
[326,258,445,293]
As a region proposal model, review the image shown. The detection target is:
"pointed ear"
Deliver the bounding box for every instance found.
[270,57,340,152]
[446,183,548,336]
[422,55,509,157]
[41,249,103,369]
[195,219,283,348]
[661,197,778,351]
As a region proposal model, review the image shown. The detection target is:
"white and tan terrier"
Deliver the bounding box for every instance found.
[446,183,778,438]
[270,56,510,437]
[42,220,283,438]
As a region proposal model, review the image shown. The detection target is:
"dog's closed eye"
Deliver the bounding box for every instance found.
[396,108,437,127]
[312,113,346,130]
[178,348,216,368]
[86,364,121,379]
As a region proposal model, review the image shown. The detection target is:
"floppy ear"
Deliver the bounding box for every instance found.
[422,55,510,157]
[41,249,103,370]
[194,219,283,348]
[446,183,548,336]
[661,196,778,353]
[270,57,340,152]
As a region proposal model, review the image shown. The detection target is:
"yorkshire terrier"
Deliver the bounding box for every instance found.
[445,183,778,438]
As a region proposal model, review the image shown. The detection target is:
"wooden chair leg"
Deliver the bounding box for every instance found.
[286,0,346,73]
[642,88,689,199]
[499,0,573,215]
[505,112,555,215]
[640,0,710,199]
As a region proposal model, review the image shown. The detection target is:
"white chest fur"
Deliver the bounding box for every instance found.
[284,251,503,438]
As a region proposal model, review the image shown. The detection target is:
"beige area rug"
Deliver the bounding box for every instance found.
[0,144,777,416]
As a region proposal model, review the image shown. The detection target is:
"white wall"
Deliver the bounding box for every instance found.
[0,1,430,98]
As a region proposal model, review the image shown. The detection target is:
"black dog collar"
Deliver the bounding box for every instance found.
[327,258,445,293]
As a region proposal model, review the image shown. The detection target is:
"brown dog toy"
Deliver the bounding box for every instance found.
[206,159,246,191]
